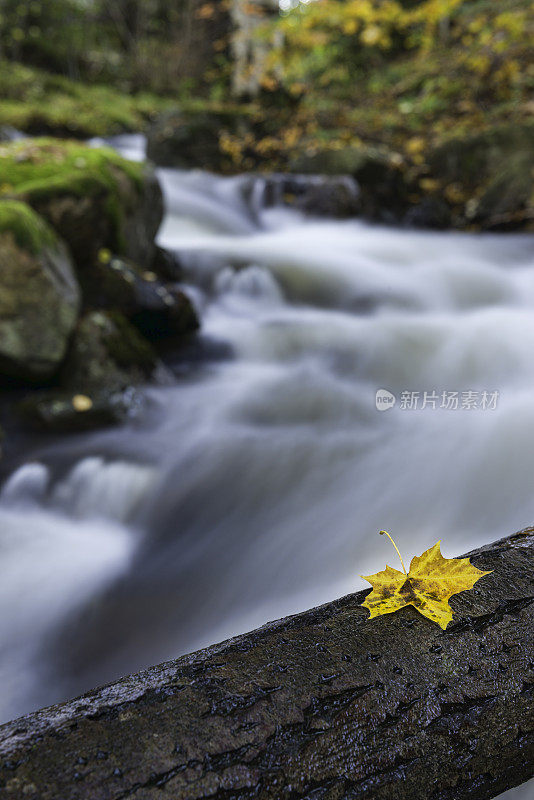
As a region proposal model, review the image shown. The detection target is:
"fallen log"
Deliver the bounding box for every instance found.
[1,529,533,800]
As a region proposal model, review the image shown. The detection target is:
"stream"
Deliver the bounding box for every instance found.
[1,135,532,797]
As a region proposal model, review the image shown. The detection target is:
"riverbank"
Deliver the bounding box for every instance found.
[0,137,199,458]
[2,59,532,232]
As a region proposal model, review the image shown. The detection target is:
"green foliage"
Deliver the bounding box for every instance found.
[0,0,87,74]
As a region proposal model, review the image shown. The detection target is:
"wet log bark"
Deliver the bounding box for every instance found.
[1,529,533,800]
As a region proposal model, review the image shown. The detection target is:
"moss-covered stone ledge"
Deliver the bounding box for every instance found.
[0,138,163,271]
[0,529,532,800]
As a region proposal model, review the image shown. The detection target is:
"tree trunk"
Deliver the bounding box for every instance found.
[1,529,533,800]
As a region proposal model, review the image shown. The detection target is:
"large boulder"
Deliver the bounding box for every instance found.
[289,144,406,222]
[0,139,163,274]
[427,124,534,230]
[0,200,80,381]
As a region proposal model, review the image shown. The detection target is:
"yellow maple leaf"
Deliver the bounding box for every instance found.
[361,531,492,629]
[72,394,93,412]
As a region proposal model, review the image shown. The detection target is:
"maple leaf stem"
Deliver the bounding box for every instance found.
[379,530,407,575]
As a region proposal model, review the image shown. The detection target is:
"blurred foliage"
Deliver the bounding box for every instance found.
[0,0,532,178]
[0,61,173,137]
[263,0,532,102]
[218,0,534,169]
[0,0,231,94]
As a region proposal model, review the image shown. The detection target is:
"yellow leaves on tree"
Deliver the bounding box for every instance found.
[361,531,491,630]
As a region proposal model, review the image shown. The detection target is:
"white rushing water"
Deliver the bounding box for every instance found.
[1,136,532,797]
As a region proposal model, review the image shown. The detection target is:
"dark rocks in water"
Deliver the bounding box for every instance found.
[85,252,200,340]
[427,123,534,230]
[61,310,157,395]
[146,108,533,230]
[18,388,141,433]
[241,173,361,219]
[151,245,184,281]
[146,108,250,171]
[289,144,407,222]
[131,287,200,341]
[18,311,158,433]
[0,200,80,382]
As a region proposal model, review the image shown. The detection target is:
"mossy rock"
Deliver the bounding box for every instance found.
[0,199,80,381]
[0,138,163,270]
[428,124,534,230]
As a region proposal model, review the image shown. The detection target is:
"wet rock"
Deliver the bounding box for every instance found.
[427,123,534,230]
[289,144,406,221]
[18,311,158,433]
[151,245,184,281]
[241,173,361,219]
[0,138,163,272]
[61,310,157,395]
[146,108,249,171]
[86,252,200,340]
[0,200,80,381]
[18,389,141,433]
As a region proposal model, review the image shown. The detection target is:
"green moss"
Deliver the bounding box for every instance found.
[0,199,57,254]
[0,60,173,138]
[0,138,143,196]
[0,138,145,252]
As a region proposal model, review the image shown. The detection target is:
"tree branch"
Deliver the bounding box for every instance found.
[1,529,533,800]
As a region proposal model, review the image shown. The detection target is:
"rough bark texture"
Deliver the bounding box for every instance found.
[1,530,533,800]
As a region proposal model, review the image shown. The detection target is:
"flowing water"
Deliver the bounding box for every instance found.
[1,136,532,796]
